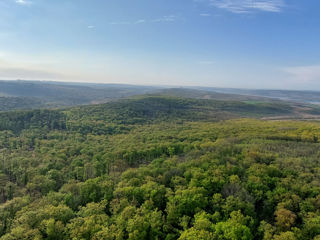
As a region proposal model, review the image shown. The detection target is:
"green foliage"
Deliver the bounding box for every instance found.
[0,96,320,239]
[0,97,44,111]
[0,109,66,133]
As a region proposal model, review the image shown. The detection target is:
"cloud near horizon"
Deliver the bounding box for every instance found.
[0,66,71,80]
[284,65,320,83]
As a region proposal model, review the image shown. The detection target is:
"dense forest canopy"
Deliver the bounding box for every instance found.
[0,95,320,239]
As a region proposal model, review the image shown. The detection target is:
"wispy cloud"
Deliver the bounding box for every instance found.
[208,0,285,13]
[110,15,179,25]
[284,65,320,83]
[200,13,211,17]
[87,25,95,29]
[135,19,146,24]
[152,15,178,23]
[15,0,32,5]
[109,21,131,25]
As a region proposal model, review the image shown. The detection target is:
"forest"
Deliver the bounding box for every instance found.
[0,95,320,239]
[0,80,157,110]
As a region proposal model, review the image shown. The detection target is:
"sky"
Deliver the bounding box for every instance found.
[0,0,320,90]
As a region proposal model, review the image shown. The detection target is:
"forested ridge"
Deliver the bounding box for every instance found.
[0,80,158,110]
[0,96,320,239]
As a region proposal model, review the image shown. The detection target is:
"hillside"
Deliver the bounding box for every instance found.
[152,89,320,120]
[2,80,320,114]
[0,97,44,111]
[153,88,275,102]
[196,87,320,105]
[0,80,158,110]
[67,95,320,123]
[0,96,320,239]
[0,95,308,134]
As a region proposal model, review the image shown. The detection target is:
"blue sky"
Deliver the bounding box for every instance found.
[0,0,319,89]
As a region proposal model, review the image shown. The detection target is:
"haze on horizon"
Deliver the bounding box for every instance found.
[0,0,319,90]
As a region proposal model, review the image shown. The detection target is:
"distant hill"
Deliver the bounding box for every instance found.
[2,80,320,114]
[0,97,44,111]
[193,87,320,104]
[68,95,320,125]
[153,88,277,102]
[3,95,320,134]
[0,80,159,110]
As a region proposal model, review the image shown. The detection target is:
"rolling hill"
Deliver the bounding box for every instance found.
[194,87,320,105]
[2,80,320,114]
[0,94,320,239]
[0,80,158,110]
